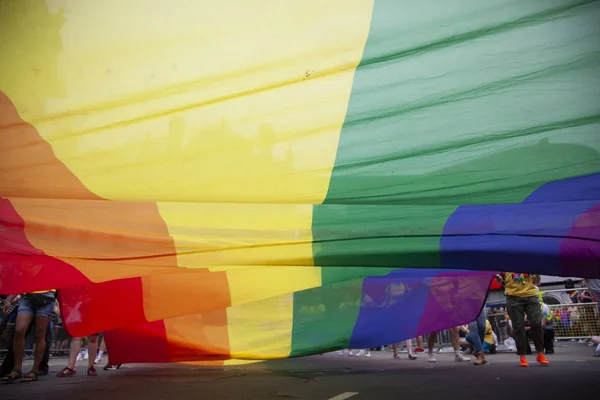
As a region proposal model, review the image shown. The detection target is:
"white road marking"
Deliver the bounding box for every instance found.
[328,392,359,400]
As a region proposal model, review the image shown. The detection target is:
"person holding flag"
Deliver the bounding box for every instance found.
[495,273,549,367]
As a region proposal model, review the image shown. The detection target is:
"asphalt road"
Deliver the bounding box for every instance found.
[2,342,599,400]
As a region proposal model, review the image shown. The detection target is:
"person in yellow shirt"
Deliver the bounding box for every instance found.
[496,273,549,367]
[483,320,495,350]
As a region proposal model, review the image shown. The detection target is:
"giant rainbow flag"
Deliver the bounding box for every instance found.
[1,0,599,364]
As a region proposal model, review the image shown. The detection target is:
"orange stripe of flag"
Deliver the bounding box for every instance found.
[0,90,232,361]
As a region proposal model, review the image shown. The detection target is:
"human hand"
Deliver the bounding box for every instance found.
[2,299,11,314]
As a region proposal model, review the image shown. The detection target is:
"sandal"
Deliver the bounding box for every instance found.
[57,367,76,377]
[21,371,38,383]
[1,369,22,384]
[87,367,97,376]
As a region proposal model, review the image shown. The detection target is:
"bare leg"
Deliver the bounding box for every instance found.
[450,327,470,361]
[405,339,414,357]
[95,337,107,362]
[416,336,424,349]
[31,316,49,373]
[426,333,437,362]
[67,338,82,369]
[12,313,33,376]
[87,335,99,369]
[427,333,436,354]
[449,327,461,351]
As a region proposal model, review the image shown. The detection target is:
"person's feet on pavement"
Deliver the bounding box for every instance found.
[1,369,22,383]
[57,367,76,377]
[59,334,100,378]
[21,371,38,383]
[536,353,550,365]
[427,328,469,364]
[356,349,370,357]
[474,351,487,366]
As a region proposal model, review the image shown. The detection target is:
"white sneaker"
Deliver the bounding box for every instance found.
[595,344,600,357]
[338,350,344,356]
[428,354,437,362]
[95,355,102,364]
[365,351,371,357]
[455,354,470,362]
[356,349,365,356]
[348,351,355,356]
[76,350,85,362]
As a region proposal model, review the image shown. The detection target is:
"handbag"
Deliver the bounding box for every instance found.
[27,293,55,308]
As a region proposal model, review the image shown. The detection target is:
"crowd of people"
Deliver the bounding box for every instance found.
[341,274,600,366]
[1,273,599,383]
[0,291,121,383]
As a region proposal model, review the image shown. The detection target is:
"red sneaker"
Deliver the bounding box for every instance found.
[519,356,529,367]
[57,367,76,377]
[87,367,97,376]
[414,348,425,353]
[536,353,549,366]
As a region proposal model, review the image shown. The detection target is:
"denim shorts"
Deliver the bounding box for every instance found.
[17,295,54,318]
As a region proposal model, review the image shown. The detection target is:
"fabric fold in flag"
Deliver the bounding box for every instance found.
[105,269,494,363]
[1,0,599,362]
[59,266,397,337]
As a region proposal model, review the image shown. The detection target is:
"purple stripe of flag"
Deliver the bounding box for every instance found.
[440,173,600,277]
[348,269,493,348]
[559,203,600,277]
